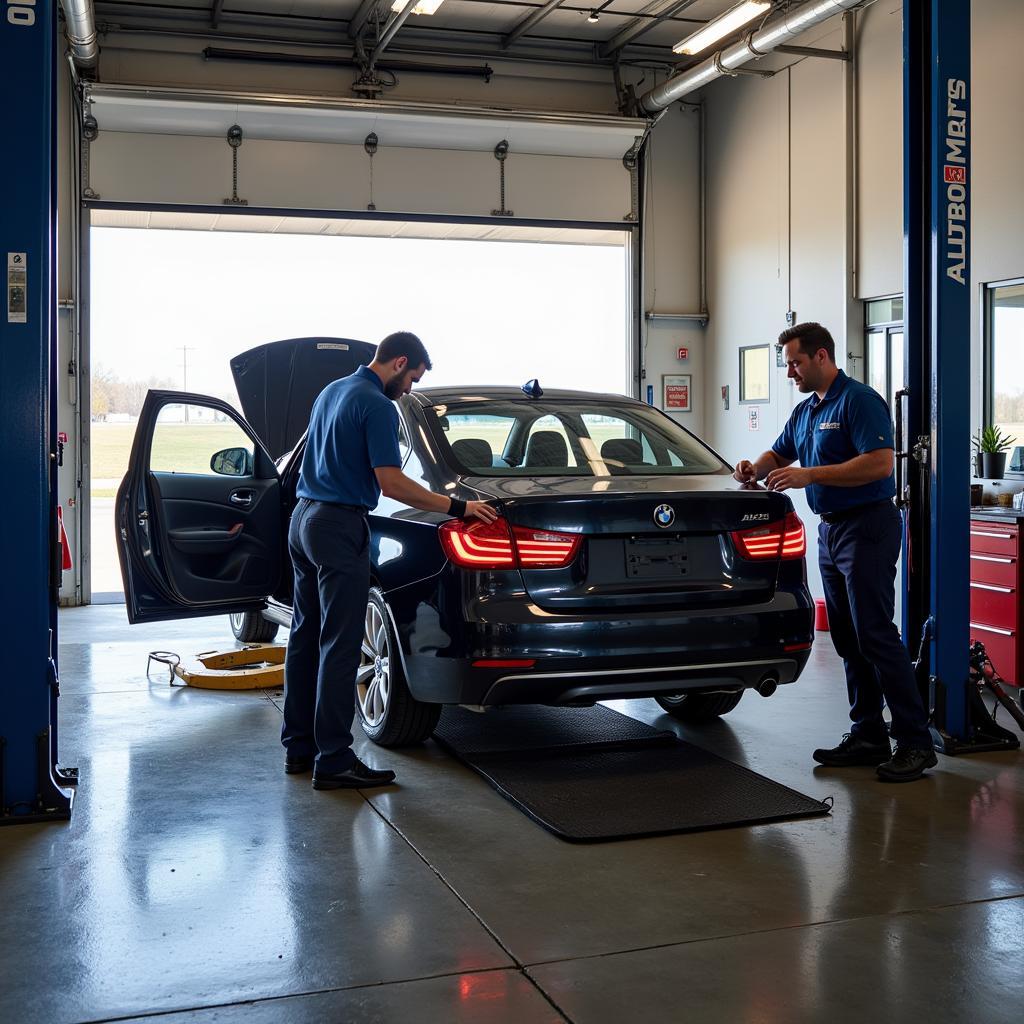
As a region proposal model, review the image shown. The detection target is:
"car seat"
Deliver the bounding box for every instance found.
[450,437,493,469]
[600,437,645,472]
[524,430,570,468]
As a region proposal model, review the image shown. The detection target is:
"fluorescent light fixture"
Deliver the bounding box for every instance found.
[672,0,771,55]
[391,0,445,14]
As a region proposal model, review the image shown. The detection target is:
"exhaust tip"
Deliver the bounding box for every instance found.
[756,674,779,697]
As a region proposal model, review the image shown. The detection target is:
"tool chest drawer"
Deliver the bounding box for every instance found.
[969,523,1018,557]
[969,518,1022,685]
[969,582,1016,627]
[969,552,1017,588]
[968,622,1017,685]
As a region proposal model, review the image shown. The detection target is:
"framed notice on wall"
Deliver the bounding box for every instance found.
[662,374,692,412]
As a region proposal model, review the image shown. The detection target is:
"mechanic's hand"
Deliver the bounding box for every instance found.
[466,500,498,523]
[764,466,815,492]
[733,459,757,483]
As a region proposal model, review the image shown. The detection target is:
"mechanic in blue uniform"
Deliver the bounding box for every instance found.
[283,331,497,791]
[734,322,937,783]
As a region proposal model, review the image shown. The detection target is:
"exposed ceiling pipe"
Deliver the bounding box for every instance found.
[60,0,99,69]
[639,0,861,113]
[370,0,419,67]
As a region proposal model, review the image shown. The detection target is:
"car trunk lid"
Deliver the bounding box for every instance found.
[465,477,796,613]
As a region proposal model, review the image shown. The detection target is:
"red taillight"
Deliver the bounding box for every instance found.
[439,516,580,570]
[731,511,806,561]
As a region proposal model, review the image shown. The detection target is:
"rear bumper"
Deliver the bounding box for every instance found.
[399,582,814,706]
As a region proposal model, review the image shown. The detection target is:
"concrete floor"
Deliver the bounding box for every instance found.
[1,605,1023,1024]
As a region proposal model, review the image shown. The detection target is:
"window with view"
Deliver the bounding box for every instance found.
[987,281,1024,455]
[428,399,724,477]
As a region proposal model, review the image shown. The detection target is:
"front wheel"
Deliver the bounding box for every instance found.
[356,588,441,747]
[655,689,744,722]
[229,610,279,643]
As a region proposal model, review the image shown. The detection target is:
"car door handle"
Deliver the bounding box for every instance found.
[230,490,254,507]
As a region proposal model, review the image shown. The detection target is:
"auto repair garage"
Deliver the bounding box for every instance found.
[3,0,1024,1021]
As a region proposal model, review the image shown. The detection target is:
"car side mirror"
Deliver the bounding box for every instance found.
[210,446,253,476]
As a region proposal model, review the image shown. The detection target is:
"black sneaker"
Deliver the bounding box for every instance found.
[812,733,892,767]
[312,757,396,791]
[876,746,938,783]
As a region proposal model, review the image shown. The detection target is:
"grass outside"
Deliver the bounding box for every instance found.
[90,422,251,496]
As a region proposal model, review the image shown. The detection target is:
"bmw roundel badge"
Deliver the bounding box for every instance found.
[653,504,675,528]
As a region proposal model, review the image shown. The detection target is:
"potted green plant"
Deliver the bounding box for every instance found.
[977,425,1015,480]
[971,429,983,477]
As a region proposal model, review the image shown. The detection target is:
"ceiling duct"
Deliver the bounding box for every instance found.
[639,0,861,113]
[60,0,99,69]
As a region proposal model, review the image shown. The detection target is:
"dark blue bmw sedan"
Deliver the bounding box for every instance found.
[117,337,814,747]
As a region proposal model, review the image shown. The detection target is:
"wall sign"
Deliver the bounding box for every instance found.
[663,374,691,412]
[7,253,27,324]
[748,405,760,431]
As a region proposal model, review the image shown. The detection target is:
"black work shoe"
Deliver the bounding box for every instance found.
[285,755,314,775]
[312,757,396,791]
[812,733,892,767]
[876,746,938,783]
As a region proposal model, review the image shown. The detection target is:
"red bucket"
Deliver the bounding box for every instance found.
[814,598,829,631]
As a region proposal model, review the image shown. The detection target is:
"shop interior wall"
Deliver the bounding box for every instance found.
[700,0,1024,602]
[56,38,701,602]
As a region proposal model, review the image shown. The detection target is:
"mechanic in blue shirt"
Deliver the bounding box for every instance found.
[733,322,936,783]
[283,332,496,791]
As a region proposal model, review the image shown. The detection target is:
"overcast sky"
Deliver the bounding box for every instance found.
[90,228,629,406]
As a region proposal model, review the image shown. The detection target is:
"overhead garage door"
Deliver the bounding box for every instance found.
[85,85,648,224]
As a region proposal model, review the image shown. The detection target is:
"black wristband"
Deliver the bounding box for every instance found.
[448,497,467,518]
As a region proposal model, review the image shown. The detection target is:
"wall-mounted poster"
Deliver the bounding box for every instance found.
[663,374,691,412]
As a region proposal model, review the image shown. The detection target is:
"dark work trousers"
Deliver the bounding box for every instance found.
[282,498,370,773]
[817,500,933,749]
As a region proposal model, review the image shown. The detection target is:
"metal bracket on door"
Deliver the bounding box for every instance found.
[223,125,249,207]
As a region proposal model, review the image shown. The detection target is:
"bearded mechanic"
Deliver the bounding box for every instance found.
[282,331,497,790]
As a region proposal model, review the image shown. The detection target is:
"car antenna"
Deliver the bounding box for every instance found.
[522,379,543,399]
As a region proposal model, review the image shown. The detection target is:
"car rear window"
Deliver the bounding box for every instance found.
[425,399,725,476]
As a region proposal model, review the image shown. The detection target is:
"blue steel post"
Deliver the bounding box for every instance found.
[0,0,73,822]
[903,0,972,748]
[928,0,971,742]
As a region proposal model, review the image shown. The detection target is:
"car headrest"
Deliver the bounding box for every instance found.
[600,438,644,465]
[525,430,569,468]
[451,437,493,469]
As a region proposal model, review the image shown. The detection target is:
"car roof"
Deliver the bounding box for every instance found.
[408,386,638,407]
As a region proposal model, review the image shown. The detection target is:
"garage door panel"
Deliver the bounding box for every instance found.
[91,132,633,223]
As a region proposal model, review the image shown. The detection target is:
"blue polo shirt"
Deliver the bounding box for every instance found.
[771,370,895,515]
[297,365,402,510]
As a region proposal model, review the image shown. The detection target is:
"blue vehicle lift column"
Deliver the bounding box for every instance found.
[902,0,1018,754]
[0,0,75,822]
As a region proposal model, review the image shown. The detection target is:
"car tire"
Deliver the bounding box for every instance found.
[229,610,279,643]
[654,689,744,722]
[356,587,441,747]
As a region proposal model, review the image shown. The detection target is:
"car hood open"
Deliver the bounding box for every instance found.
[230,337,376,459]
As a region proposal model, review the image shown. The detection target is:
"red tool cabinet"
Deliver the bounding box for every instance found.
[969,515,1023,687]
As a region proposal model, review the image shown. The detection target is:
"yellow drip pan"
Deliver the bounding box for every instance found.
[148,644,285,690]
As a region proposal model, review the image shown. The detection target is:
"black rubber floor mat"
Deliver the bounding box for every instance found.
[433,706,831,842]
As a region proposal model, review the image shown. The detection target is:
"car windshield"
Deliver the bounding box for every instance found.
[424,398,726,477]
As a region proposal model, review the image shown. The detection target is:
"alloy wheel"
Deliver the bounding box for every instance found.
[357,601,392,726]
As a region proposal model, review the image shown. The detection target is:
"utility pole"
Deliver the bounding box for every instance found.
[179,346,195,421]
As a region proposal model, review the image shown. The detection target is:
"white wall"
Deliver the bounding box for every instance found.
[698,0,1024,600]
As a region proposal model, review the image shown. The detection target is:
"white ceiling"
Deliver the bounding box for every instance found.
[91,0,742,60]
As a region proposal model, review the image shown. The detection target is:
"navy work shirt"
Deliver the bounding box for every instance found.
[771,370,896,515]
[297,365,402,510]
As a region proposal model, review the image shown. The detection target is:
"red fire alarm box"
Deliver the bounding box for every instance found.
[677,347,689,360]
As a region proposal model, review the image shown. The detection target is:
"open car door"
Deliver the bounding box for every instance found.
[116,391,284,624]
